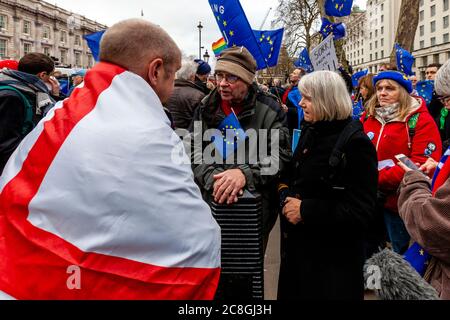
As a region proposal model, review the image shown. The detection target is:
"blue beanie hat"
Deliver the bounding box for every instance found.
[194,59,211,75]
[373,71,413,94]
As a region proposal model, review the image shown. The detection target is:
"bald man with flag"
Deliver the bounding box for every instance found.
[0,19,221,300]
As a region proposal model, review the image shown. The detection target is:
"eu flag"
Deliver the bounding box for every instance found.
[352,69,368,88]
[352,99,365,120]
[416,80,434,106]
[294,48,314,73]
[253,28,284,68]
[83,30,106,62]
[320,18,346,40]
[324,0,354,17]
[395,43,415,76]
[209,0,266,70]
[404,242,431,277]
[212,111,247,159]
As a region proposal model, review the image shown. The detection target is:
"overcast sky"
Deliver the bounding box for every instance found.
[54,0,366,61]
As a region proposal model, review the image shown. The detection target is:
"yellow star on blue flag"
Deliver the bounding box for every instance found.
[325,0,354,17]
[395,43,415,76]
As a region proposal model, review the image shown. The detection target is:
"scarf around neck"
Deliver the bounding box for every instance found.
[375,103,400,123]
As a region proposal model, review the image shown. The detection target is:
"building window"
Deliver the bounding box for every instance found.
[43,46,50,56]
[23,42,32,55]
[87,54,93,68]
[60,31,67,43]
[420,10,424,21]
[420,25,425,36]
[445,0,450,11]
[75,51,81,66]
[0,39,7,58]
[23,21,31,35]
[445,16,450,28]
[0,14,7,30]
[43,26,50,39]
[431,5,436,17]
[420,40,425,48]
[431,21,436,33]
[431,37,436,46]
[75,35,81,46]
[60,49,67,64]
[444,33,450,43]
[434,54,440,64]
[381,38,384,46]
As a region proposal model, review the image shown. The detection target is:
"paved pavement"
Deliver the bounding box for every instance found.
[264,218,281,300]
[263,217,379,300]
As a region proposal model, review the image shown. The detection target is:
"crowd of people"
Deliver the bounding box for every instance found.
[0,17,449,300]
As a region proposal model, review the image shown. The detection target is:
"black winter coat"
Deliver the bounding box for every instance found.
[278,118,379,300]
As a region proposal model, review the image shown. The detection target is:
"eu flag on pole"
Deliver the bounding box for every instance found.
[253,28,284,68]
[320,18,346,40]
[395,43,415,76]
[294,48,314,73]
[83,30,106,62]
[212,111,247,159]
[208,0,266,70]
[324,0,354,17]
[352,69,368,88]
[416,80,434,106]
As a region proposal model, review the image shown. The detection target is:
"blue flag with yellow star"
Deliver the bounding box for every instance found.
[325,0,354,17]
[253,28,284,68]
[320,18,346,40]
[352,69,368,88]
[395,43,415,76]
[212,111,247,159]
[352,99,365,120]
[404,242,431,277]
[208,0,267,70]
[294,48,314,73]
[83,30,106,62]
[416,80,434,106]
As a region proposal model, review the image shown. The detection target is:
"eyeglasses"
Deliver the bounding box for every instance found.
[215,73,240,84]
[438,95,450,105]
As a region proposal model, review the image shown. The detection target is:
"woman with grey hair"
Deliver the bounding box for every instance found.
[278,70,379,300]
[434,60,450,152]
[396,59,450,299]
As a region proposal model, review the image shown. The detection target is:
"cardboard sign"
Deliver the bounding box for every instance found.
[311,35,338,72]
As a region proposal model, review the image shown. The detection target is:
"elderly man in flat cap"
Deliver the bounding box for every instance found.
[191,46,291,255]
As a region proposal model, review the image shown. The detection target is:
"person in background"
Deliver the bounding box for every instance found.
[357,74,376,107]
[165,60,206,129]
[379,63,398,72]
[0,53,57,174]
[426,64,444,119]
[194,59,212,95]
[68,69,87,96]
[434,61,450,152]
[278,70,378,300]
[410,75,419,95]
[362,71,442,254]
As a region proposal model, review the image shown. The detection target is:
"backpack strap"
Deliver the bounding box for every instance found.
[0,85,35,136]
[329,120,364,183]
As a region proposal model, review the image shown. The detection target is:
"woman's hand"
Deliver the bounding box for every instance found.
[419,158,438,175]
[282,197,302,225]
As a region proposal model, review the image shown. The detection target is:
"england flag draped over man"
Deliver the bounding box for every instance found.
[0,19,221,300]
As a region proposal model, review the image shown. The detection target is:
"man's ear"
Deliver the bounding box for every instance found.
[36,71,46,81]
[147,58,164,86]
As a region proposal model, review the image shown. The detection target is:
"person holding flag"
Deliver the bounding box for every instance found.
[190,46,291,255]
[0,18,221,300]
[397,61,450,300]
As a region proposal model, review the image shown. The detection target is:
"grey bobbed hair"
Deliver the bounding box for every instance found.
[435,59,450,97]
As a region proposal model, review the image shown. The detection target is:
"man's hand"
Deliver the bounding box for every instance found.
[48,76,61,96]
[213,169,246,205]
[282,197,302,225]
[281,104,289,113]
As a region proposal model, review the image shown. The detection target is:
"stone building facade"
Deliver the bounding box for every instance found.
[0,0,107,68]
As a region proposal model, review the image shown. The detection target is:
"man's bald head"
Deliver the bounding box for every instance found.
[100,19,181,78]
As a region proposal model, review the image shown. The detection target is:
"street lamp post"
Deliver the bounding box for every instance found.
[197,21,203,60]
[203,50,210,64]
